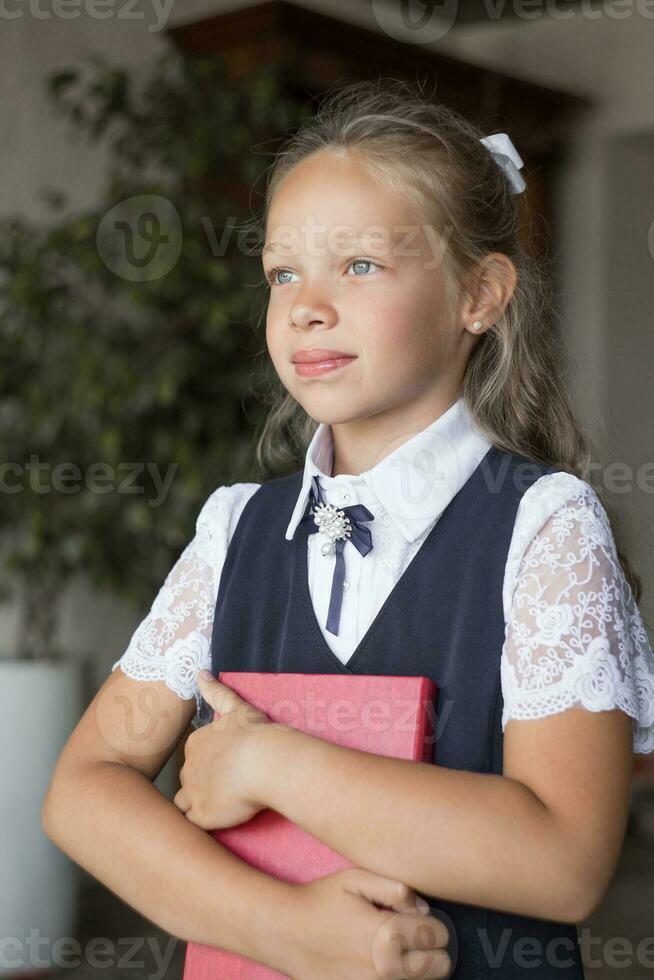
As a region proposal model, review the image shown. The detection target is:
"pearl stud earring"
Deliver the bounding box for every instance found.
[472,320,482,331]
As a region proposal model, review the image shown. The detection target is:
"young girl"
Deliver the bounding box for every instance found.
[43,79,654,980]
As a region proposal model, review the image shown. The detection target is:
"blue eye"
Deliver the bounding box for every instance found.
[266,268,297,286]
[264,258,381,287]
[347,259,380,276]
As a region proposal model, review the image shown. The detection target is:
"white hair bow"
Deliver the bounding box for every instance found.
[479,133,526,194]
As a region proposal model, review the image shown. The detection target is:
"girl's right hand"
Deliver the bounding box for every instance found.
[280,866,453,980]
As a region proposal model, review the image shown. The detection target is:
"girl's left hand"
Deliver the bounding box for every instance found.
[173,670,274,830]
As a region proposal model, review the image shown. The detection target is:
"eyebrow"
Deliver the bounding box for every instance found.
[262,242,290,256]
[262,233,399,257]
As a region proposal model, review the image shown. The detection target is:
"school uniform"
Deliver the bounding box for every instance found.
[113,394,654,979]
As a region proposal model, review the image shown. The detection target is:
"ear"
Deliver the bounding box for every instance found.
[461,253,518,334]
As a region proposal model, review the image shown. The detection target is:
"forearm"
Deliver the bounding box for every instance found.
[42,760,296,973]
[258,725,584,922]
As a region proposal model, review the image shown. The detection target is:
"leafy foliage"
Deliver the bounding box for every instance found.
[0,52,309,658]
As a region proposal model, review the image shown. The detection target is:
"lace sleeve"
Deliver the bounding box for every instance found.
[111,483,259,729]
[501,474,654,754]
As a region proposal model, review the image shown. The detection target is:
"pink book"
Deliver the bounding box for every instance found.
[183,671,438,980]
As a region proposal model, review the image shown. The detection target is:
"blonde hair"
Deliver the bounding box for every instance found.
[251,77,643,604]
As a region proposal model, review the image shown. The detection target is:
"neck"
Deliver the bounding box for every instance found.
[330,387,462,478]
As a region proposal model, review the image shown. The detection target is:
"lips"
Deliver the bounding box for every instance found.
[292,349,356,363]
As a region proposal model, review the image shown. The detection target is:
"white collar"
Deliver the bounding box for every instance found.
[285,395,493,544]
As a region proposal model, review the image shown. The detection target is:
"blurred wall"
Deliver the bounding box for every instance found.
[604,131,654,626]
[433,8,654,629]
[1,0,652,763]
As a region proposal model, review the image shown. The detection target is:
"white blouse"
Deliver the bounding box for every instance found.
[111,398,654,755]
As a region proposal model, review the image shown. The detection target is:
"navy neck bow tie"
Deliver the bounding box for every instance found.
[299,475,375,636]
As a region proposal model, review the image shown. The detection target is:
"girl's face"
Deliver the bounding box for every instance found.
[263,147,475,434]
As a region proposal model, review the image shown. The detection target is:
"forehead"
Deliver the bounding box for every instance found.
[262,225,409,257]
[264,148,424,257]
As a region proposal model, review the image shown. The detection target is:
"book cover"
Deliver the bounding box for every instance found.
[183,671,437,980]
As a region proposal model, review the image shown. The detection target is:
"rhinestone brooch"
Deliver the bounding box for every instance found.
[312,501,352,556]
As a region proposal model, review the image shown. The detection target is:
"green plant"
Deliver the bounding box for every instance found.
[0,51,309,660]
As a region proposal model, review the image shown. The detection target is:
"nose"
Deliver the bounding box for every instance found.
[288,291,337,331]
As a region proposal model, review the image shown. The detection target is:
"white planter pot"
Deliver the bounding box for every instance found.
[0,660,82,978]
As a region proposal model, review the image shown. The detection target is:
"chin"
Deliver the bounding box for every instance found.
[300,402,364,427]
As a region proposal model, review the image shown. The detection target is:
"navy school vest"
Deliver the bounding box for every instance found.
[209,445,587,979]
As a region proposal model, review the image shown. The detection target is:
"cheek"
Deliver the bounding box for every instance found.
[265,305,275,341]
[265,311,283,363]
[364,295,437,368]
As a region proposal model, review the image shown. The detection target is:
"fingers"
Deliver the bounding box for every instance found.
[382,909,449,953]
[173,787,190,814]
[375,911,453,980]
[197,673,242,716]
[345,869,426,913]
[343,869,452,977]
[401,945,453,979]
